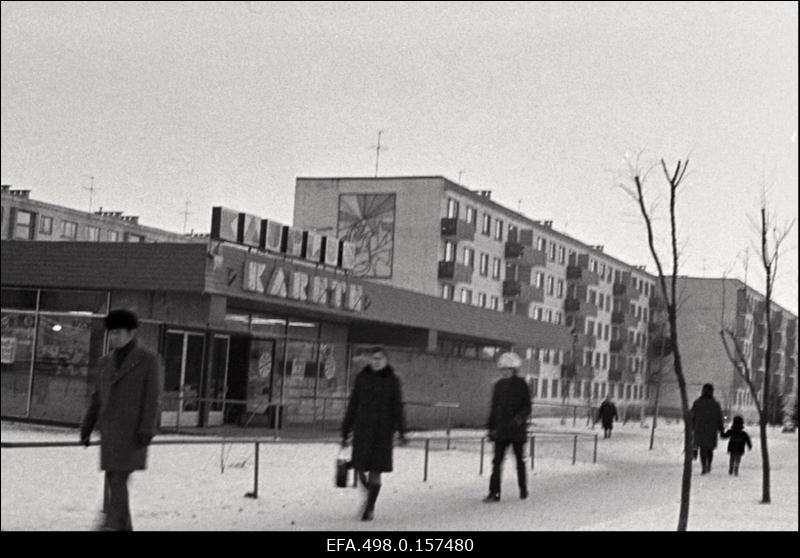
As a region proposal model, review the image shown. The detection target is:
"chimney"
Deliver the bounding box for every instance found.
[10,189,30,199]
[544,220,553,228]
[593,245,604,252]
[1,184,11,193]
[475,190,492,199]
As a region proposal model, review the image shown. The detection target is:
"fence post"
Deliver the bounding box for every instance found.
[530,436,535,471]
[176,389,183,435]
[593,434,598,464]
[445,407,452,451]
[573,406,577,426]
[424,439,430,482]
[572,435,577,465]
[479,437,485,476]
[245,442,260,499]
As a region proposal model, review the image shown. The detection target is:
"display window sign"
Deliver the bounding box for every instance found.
[210,207,239,243]
[322,237,339,267]
[302,231,323,263]
[261,220,283,252]
[243,257,365,312]
[282,226,304,257]
[238,213,261,247]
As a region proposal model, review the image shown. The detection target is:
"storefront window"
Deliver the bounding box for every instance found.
[39,289,108,314]
[1,288,38,311]
[1,311,36,417]
[28,314,106,422]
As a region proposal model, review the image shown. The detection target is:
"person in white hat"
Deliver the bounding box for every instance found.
[484,351,531,502]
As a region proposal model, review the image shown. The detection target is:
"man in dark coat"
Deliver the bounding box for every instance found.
[80,309,162,530]
[341,347,407,521]
[689,383,725,475]
[596,395,618,439]
[484,351,531,502]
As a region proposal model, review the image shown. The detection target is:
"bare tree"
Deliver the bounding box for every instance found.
[620,153,693,531]
[719,198,795,504]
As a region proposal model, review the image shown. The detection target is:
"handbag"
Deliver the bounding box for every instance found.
[335,448,352,488]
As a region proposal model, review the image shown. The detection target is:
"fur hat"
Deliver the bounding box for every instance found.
[497,351,522,369]
[105,309,139,330]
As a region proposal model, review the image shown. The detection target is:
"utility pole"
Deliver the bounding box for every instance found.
[83,175,96,213]
[181,201,191,234]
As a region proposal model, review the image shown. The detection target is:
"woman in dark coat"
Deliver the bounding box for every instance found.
[341,347,407,521]
[596,396,618,439]
[689,383,725,474]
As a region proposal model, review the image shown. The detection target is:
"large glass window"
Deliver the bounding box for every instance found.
[13,210,35,240]
[39,216,53,235]
[1,311,36,416]
[62,221,77,239]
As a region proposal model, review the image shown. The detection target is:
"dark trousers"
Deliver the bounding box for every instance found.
[699,448,714,473]
[103,471,133,531]
[729,453,743,475]
[489,440,526,496]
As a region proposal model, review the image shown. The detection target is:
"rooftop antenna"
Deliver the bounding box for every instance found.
[181,200,192,234]
[373,130,386,177]
[458,170,465,185]
[517,199,522,212]
[83,175,96,212]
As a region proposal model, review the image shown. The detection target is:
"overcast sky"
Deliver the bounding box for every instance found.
[2,1,797,311]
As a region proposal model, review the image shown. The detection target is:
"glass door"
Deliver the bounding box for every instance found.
[161,330,205,427]
[206,335,229,426]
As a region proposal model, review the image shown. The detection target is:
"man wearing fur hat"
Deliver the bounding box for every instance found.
[484,351,531,502]
[80,309,162,530]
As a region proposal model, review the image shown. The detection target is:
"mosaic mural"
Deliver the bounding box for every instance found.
[337,193,396,278]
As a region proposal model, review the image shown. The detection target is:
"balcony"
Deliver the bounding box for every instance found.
[440,217,475,242]
[613,282,637,299]
[611,311,635,327]
[561,363,594,380]
[609,339,627,353]
[564,297,599,317]
[502,280,544,303]
[607,368,624,382]
[566,265,600,286]
[438,260,473,283]
[572,332,597,350]
[504,242,547,267]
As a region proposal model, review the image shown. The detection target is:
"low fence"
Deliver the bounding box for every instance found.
[2,431,598,498]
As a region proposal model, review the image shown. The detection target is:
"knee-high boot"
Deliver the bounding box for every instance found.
[361,484,381,521]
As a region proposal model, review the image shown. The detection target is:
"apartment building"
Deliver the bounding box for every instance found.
[1,185,196,244]
[293,176,659,408]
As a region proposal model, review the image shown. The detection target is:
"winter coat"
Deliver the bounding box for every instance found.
[690,394,725,450]
[81,341,163,471]
[487,374,532,442]
[342,365,406,473]
[597,401,618,429]
[721,428,752,455]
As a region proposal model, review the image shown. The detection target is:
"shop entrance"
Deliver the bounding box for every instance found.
[161,330,205,427]
[205,334,229,426]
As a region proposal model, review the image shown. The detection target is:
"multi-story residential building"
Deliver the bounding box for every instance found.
[1,184,196,243]
[293,176,660,409]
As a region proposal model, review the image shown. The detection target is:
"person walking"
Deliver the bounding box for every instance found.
[484,351,531,502]
[80,309,162,531]
[689,383,725,475]
[341,347,407,521]
[721,415,753,476]
[596,395,618,439]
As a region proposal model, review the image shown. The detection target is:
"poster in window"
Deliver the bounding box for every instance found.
[337,194,395,278]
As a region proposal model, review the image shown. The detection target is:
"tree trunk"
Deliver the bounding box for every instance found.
[759,418,771,503]
[670,313,692,531]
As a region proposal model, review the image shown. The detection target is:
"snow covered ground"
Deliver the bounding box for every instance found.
[1,418,797,531]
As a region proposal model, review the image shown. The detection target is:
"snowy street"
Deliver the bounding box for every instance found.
[2,419,797,531]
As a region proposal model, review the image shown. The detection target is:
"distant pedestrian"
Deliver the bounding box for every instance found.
[721,415,752,476]
[80,309,163,531]
[689,383,725,475]
[341,347,407,521]
[596,395,618,438]
[484,351,531,502]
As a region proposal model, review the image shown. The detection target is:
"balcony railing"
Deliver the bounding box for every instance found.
[566,265,600,285]
[564,298,599,317]
[440,217,475,242]
[437,260,473,283]
[504,242,547,267]
[502,280,544,303]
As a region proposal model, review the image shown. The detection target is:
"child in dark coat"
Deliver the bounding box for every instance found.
[721,415,752,476]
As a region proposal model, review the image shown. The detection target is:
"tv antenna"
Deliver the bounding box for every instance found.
[83,175,96,212]
[373,130,387,177]
[181,200,192,234]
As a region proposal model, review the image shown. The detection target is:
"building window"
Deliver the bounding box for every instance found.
[625,385,632,400]
[441,284,454,300]
[39,215,53,235]
[62,220,78,239]
[463,247,475,269]
[602,353,608,369]
[586,320,594,336]
[446,198,459,219]
[13,210,35,239]
[465,206,476,225]
[589,289,597,305]
[460,288,472,305]
[494,219,503,241]
[598,292,604,309]
[557,279,564,298]
[480,253,489,276]
[549,242,556,261]
[535,272,544,289]
[541,379,549,399]
[551,380,558,398]
[490,296,499,311]
[547,276,555,296]
[534,307,543,321]
[604,324,610,341]
[492,257,502,280]
[478,292,487,308]
[555,311,562,325]
[443,241,456,262]
[86,225,100,241]
[481,213,491,236]
[559,246,566,264]
[537,237,546,252]
[108,230,120,242]
[124,232,144,242]
[546,309,553,323]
